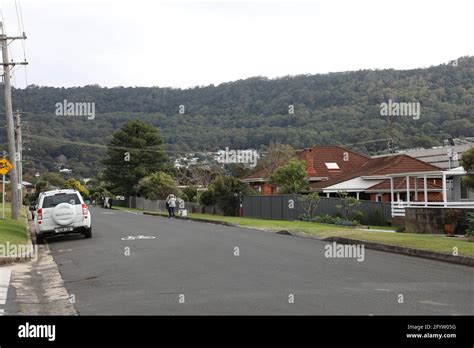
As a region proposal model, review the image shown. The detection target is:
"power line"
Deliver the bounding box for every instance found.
[26,133,392,155]
[15,0,27,87]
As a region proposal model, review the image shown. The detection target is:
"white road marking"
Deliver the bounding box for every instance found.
[121,235,156,241]
[374,288,391,292]
[420,300,448,306]
[121,210,140,215]
[0,268,12,311]
[0,288,7,301]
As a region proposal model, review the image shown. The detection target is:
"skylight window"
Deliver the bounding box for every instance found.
[325,162,340,170]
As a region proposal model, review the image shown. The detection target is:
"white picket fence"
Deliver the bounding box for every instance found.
[391,201,474,217]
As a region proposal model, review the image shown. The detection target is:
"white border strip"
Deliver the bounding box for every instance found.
[0,268,12,315]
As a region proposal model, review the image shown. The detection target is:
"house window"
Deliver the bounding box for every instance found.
[376,193,382,202]
[461,180,468,200]
[325,162,340,170]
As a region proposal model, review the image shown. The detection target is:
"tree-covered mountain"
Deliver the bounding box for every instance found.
[1,56,473,178]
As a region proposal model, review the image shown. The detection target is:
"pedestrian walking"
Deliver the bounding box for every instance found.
[165,193,176,218]
[108,197,113,209]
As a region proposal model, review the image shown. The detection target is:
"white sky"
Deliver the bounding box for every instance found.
[1,0,473,88]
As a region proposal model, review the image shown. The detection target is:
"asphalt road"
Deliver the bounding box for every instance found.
[45,207,473,315]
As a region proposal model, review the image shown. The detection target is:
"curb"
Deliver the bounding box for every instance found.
[0,208,35,266]
[323,236,474,267]
[143,211,474,267]
[143,211,239,227]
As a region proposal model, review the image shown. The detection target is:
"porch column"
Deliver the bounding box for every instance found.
[414,176,418,201]
[356,192,360,200]
[390,177,394,203]
[326,192,330,198]
[442,173,447,207]
[406,175,410,204]
[423,175,428,207]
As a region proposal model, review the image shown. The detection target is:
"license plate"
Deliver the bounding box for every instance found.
[55,227,74,233]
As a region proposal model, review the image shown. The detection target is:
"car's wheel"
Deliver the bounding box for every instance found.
[36,234,44,244]
[83,228,92,239]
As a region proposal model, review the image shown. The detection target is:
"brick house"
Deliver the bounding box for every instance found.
[242,146,369,195]
[243,146,444,203]
[310,155,444,202]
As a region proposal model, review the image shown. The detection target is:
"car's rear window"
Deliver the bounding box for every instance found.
[41,193,81,208]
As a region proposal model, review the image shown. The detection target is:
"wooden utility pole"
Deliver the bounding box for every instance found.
[0,22,27,220]
[15,109,23,206]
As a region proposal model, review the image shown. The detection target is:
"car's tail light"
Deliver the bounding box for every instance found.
[37,208,42,224]
[82,203,88,219]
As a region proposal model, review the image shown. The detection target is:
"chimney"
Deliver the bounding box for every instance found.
[305,148,317,176]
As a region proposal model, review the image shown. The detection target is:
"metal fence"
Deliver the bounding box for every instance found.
[127,197,222,214]
[242,194,392,224]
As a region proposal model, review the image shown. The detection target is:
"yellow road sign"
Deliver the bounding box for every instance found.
[0,158,13,175]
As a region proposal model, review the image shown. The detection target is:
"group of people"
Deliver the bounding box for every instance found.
[93,195,113,209]
[165,194,177,218]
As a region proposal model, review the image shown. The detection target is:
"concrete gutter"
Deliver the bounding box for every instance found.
[323,236,474,267]
[0,209,36,266]
[143,211,239,227]
[143,211,474,267]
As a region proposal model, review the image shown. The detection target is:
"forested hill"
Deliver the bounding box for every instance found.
[1,56,473,177]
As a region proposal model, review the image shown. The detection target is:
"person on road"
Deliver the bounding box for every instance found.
[166,194,176,218]
[108,197,113,209]
[99,196,105,208]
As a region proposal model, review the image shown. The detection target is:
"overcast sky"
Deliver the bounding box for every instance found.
[1,0,473,89]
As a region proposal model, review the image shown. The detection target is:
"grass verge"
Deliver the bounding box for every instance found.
[0,202,28,246]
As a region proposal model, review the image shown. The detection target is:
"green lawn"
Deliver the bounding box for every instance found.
[0,203,28,246]
[144,211,474,257]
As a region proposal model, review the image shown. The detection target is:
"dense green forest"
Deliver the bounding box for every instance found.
[0,56,473,178]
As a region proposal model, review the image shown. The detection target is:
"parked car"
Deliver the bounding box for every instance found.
[31,189,92,244]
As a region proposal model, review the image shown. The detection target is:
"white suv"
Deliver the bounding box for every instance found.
[33,189,92,244]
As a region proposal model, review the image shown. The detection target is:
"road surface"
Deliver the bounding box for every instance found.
[6,207,474,315]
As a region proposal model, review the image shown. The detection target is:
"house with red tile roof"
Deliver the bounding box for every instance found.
[310,154,444,202]
[242,146,369,195]
[243,146,445,203]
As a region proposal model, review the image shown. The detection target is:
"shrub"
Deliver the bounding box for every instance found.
[466,212,474,237]
[336,191,361,221]
[298,193,320,220]
[182,186,198,203]
[210,176,253,216]
[198,190,216,206]
[353,211,364,224]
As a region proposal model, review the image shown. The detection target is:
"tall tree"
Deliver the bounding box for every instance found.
[102,119,171,195]
[209,175,254,216]
[269,159,309,194]
[255,142,295,175]
[64,178,90,198]
[460,146,474,188]
[137,171,180,200]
